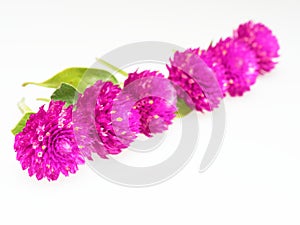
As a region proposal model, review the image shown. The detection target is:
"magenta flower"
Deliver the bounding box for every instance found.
[124,70,177,137]
[199,48,227,94]
[73,80,140,159]
[167,49,224,112]
[14,101,85,181]
[207,38,259,96]
[234,20,280,73]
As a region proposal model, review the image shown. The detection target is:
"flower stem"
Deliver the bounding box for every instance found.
[96,58,128,77]
[36,98,50,102]
[17,98,33,114]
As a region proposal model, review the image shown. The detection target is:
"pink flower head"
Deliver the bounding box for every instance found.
[208,38,259,96]
[73,80,140,159]
[199,48,227,94]
[167,49,223,112]
[124,70,177,137]
[234,21,280,73]
[14,101,85,181]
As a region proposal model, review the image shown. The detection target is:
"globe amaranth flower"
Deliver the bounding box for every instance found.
[207,37,259,96]
[124,70,177,137]
[199,48,227,94]
[167,48,224,112]
[14,101,85,181]
[234,20,280,73]
[73,80,140,159]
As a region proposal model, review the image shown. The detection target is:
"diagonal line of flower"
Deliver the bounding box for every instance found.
[12,21,279,181]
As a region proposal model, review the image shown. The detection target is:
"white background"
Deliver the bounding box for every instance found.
[0,0,299,224]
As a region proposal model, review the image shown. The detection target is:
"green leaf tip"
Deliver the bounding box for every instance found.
[22,82,39,87]
[12,99,34,136]
[11,112,34,135]
[22,67,118,93]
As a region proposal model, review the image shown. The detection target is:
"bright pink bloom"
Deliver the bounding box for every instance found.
[199,48,227,94]
[73,81,140,159]
[14,101,85,181]
[234,21,280,73]
[167,49,223,112]
[124,70,177,137]
[208,38,259,96]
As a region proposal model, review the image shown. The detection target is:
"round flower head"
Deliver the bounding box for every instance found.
[199,48,227,94]
[208,38,259,96]
[234,21,280,73]
[124,70,177,137]
[14,101,85,181]
[73,80,140,159]
[167,49,223,112]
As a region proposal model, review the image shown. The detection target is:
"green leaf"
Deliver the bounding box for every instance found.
[51,83,78,106]
[22,67,118,93]
[176,98,193,118]
[12,98,34,135]
[11,112,33,135]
